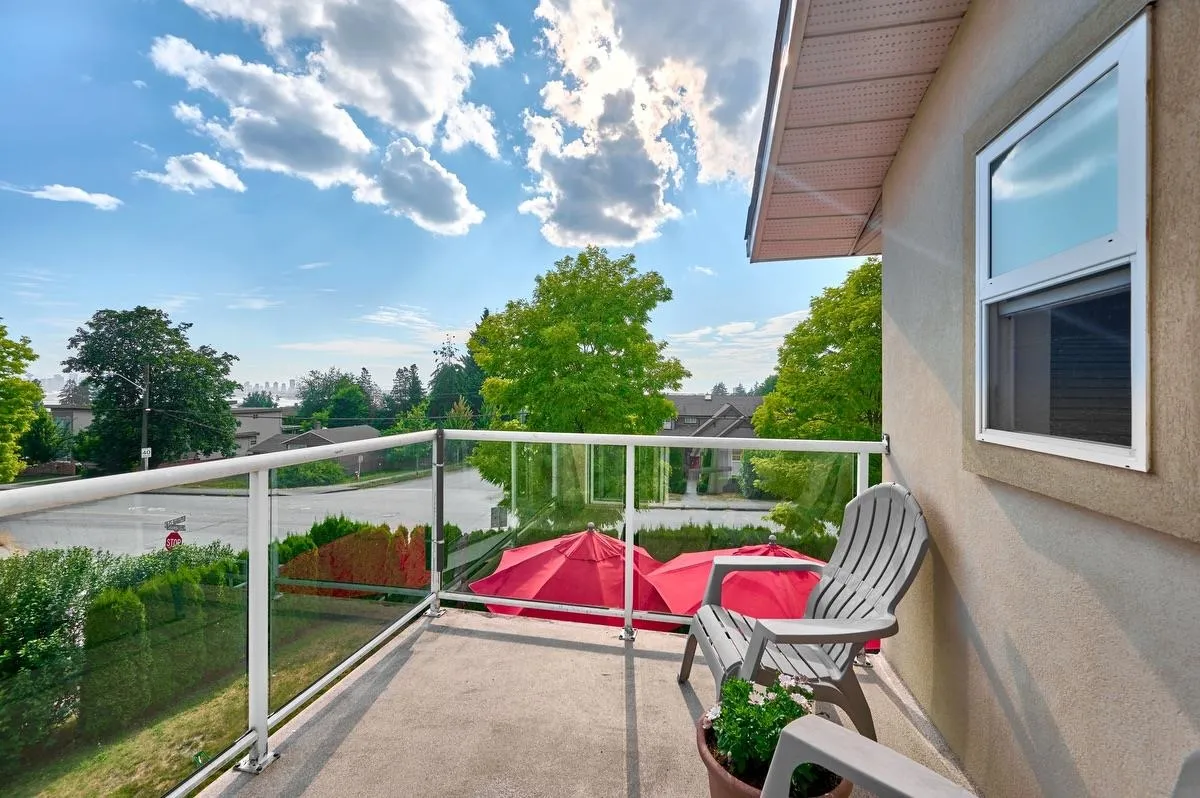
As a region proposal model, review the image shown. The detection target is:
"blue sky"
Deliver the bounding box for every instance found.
[1,0,856,393]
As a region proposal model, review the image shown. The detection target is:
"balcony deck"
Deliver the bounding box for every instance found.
[202,610,973,798]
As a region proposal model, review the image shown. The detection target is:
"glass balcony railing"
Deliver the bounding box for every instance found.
[0,428,885,797]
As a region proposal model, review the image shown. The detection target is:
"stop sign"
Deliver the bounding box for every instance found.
[165,530,183,550]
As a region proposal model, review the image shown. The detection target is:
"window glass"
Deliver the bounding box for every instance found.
[987,268,1131,446]
[989,69,1119,276]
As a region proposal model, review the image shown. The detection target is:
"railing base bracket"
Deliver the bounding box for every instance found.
[619,626,636,641]
[235,750,279,775]
[425,606,446,618]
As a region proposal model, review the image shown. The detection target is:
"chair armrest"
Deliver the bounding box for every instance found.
[740,616,897,680]
[761,715,974,798]
[702,556,825,606]
[757,616,898,645]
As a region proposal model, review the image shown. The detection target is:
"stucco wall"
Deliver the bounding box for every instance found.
[880,1,1200,796]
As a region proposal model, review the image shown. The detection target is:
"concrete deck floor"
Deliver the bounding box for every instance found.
[203,610,975,798]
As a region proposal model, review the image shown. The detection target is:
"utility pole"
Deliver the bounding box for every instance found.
[141,364,151,471]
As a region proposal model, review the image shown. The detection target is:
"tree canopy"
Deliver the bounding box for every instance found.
[749,257,882,538]
[18,408,66,465]
[63,307,239,471]
[470,245,688,434]
[240,390,277,408]
[58,377,91,406]
[0,319,41,481]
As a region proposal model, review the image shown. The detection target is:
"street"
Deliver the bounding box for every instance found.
[2,469,775,556]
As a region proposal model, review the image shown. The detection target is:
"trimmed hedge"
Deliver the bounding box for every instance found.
[668,448,687,494]
[79,589,148,739]
[137,570,207,711]
[274,460,346,489]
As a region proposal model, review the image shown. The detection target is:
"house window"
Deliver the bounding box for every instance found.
[682,416,698,425]
[730,449,743,462]
[974,14,1148,470]
[663,419,675,430]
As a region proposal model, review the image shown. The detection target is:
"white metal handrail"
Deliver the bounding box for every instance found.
[0,428,438,517]
[445,428,885,453]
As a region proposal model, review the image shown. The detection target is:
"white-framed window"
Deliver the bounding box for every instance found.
[974,13,1149,471]
[662,419,675,430]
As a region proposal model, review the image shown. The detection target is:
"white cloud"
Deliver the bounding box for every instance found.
[469,23,515,67]
[133,79,148,89]
[520,0,775,245]
[158,293,200,311]
[297,261,330,270]
[0,183,122,211]
[442,102,499,158]
[361,139,485,235]
[136,152,246,193]
[178,0,508,152]
[133,140,157,154]
[150,2,496,233]
[359,304,438,330]
[172,102,204,124]
[226,291,283,310]
[668,310,808,387]
[277,337,431,359]
[691,265,716,276]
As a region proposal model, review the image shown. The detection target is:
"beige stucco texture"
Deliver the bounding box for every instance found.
[880,1,1200,796]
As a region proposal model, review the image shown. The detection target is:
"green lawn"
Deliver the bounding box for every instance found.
[7,597,412,798]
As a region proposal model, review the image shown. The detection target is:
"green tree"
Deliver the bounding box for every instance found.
[62,307,239,472]
[710,381,728,397]
[240,390,277,408]
[471,245,688,434]
[58,376,91,406]
[0,319,41,482]
[356,367,384,413]
[468,247,684,518]
[428,335,486,420]
[750,374,778,396]
[749,258,882,542]
[732,383,747,396]
[445,396,474,429]
[325,381,372,427]
[18,407,64,465]
[296,368,350,420]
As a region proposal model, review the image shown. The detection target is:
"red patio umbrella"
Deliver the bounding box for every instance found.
[647,542,823,618]
[647,542,881,652]
[468,528,678,631]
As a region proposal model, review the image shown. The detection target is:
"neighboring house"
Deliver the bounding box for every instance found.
[230,406,287,456]
[660,393,763,492]
[47,404,94,434]
[745,2,1198,796]
[249,423,383,475]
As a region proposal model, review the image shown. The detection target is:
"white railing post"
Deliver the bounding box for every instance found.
[510,441,518,521]
[620,444,636,641]
[551,442,558,498]
[856,451,870,495]
[238,468,277,773]
[428,429,446,617]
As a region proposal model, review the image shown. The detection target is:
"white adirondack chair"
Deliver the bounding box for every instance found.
[678,483,929,740]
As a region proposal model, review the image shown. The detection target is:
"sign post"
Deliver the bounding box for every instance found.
[164,515,186,549]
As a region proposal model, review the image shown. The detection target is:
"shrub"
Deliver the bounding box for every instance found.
[735,452,776,500]
[79,589,149,740]
[136,570,206,711]
[308,514,369,548]
[274,459,347,489]
[276,534,316,565]
[0,548,102,774]
[668,448,687,494]
[97,542,237,591]
[696,473,710,494]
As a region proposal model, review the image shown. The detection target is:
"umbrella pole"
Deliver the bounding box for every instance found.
[620,444,636,641]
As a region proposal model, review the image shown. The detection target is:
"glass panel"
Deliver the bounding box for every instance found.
[450,442,630,623]
[629,446,859,628]
[987,268,1132,446]
[0,481,248,795]
[267,444,432,713]
[990,68,1119,276]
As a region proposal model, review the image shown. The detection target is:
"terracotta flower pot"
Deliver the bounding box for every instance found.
[696,719,852,798]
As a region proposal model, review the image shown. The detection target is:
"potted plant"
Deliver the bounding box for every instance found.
[697,676,852,797]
